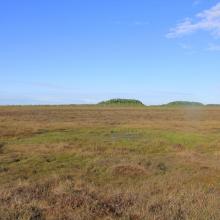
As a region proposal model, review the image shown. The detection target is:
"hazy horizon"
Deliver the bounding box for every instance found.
[0,98,218,106]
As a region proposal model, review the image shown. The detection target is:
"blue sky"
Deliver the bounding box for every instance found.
[1,0,220,105]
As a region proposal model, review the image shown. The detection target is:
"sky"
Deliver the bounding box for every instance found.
[1,0,220,105]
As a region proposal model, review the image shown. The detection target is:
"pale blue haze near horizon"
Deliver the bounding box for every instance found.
[1,0,220,105]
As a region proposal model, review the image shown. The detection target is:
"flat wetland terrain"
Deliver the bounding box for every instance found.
[0,105,220,219]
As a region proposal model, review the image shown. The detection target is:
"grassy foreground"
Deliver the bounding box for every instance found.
[0,105,220,219]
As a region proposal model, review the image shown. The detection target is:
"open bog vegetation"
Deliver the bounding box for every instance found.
[0,105,220,219]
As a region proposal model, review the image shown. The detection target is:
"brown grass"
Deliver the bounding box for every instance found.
[111,164,148,177]
[0,105,220,219]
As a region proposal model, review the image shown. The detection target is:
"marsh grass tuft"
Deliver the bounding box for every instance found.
[0,142,5,154]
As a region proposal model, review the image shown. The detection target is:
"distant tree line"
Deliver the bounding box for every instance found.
[99,99,144,106]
